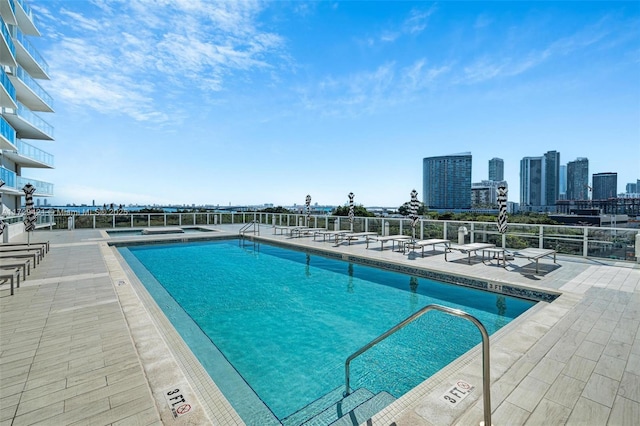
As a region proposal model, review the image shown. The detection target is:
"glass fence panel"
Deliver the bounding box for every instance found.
[23,213,640,263]
[588,228,637,261]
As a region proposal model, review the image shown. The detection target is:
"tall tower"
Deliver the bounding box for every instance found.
[520,157,543,209]
[1,0,54,218]
[423,153,472,210]
[488,157,504,181]
[544,150,560,208]
[592,173,618,200]
[559,165,567,199]
[567,158,589,200]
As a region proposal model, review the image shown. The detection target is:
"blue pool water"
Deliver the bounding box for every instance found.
[119,239,535,423]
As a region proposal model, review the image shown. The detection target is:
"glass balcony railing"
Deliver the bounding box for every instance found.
[1,68,17,103]
[0,166,17,187]
[9,25,49,77]
[16,139,54,166]
[0,115,17,145]
[14,0,34,22]
[16,176,53,196]
[15,65,53,108]
[1,15,16,59]
[16,101,54,137]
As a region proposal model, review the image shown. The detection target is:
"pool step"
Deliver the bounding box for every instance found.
[284,387,395,426]
[329,391,396,426]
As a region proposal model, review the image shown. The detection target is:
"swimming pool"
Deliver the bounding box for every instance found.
[118,238,536,424]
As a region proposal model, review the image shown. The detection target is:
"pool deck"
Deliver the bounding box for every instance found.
[1,226,639,425]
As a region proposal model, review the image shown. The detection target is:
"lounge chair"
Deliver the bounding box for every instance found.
[507,248,557,273]
[365,235,411,251]
[0,267,20,296]
[0,252,40,267]
[1,260,31,280]
[273,225,308,235]
[403,239,450,257]
[444,243,495,264]
[0,241,49,253]
[335,232,378,246]
[0,245,47,259]
[313,230,352,243]
[290,227,325,238]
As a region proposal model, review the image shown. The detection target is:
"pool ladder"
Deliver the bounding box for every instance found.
[344,303,492,426]
[239,220,260,237]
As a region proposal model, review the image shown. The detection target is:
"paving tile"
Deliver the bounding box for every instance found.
[505,376,550,412]
[544,374,585,409]
[626,353,640,376]
[608,396,640,426]
[618,372,640,404]
[574,340,605,362]
[567,398,611,426]
[582,373,619,408]
[593,354,627,381]
[562,355,597,383]
[529,356,566,385]
[492,401,530,425]
[603,340,633,360]
[525,398,571,425]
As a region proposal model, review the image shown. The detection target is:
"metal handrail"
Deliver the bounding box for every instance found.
[238,220,259,236]
[344,303,491,426]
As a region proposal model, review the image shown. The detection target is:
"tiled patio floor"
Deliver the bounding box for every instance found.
[1,227,639,425]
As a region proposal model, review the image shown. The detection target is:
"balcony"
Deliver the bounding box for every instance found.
[2,139,54,168]
[0,166,21,196]
[7,65,53,112]
[1,101,53,140]
[9,25,48,79]
[12,0,39,36]
[17,175,53,196]
[0,67,18,109]
[0,0,17,26]
[0,15,17,67]
[0,115,16,150]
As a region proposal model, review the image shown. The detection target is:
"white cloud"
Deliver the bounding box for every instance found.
[40,0,285,123]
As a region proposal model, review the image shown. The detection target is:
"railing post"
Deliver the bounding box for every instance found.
[583,227,589,257]
[539,225,544,248]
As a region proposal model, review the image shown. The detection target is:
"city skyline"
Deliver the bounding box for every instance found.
[22,0,640,207]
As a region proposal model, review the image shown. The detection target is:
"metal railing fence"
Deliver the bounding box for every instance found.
[17,212,639,262]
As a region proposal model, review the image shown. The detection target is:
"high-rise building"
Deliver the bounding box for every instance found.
[472,180,508,208]
[520,157,543,209]
[488,157,504,181]
[1,1,54,220]
[544,150,560,207]
[559,165,567,199]
[626,182,637,194]
[519,150,561,211]
[567,158,589,200]
[592,173,617,200]
[423,153,472,210]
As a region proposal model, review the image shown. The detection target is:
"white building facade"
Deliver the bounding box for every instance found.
[1,0,54,218]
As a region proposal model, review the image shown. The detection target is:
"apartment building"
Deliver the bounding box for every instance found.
[1,0,54,221]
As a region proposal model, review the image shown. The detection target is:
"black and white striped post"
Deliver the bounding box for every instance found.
[348,192,355,232]
[23,183,37,245]
[409,189,419,242]
[0,179,5,238]
[497,185,508,247]
[305,194,311,227]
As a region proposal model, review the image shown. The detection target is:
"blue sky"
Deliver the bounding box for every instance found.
[27,0,640,208]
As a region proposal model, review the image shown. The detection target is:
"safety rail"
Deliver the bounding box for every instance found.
[344,304,491,426]
[239,220,260,236]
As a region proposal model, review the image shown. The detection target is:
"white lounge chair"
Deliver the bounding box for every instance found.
[403,239,450,257]
[444,243,495,264]
[507,248,557,273]
[335,232,378,246]
[365,234,411,251]
[313,230,352,243]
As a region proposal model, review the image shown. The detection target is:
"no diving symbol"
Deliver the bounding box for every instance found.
[176,404,191,416]
[457,380,471,390]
